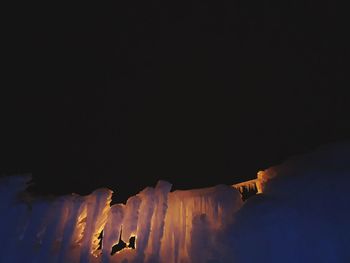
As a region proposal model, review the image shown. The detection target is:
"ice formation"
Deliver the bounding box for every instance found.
[1,142,350,262]
[0,176,245,263]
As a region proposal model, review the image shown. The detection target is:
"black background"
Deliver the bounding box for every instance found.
[1,1,349,203]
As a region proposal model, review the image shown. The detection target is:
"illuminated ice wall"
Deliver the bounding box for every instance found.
[0,176,245,263]
[1,142,350,263]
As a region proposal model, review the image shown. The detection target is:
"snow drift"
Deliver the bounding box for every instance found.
[230,142,350,263]
[0,142,350,262]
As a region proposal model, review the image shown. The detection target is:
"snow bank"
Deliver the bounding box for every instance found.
[229,142,350,263]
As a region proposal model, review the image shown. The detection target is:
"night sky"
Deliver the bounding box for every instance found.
[1,1,349,203]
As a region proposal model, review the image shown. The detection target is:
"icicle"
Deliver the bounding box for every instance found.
[102,204,124,262]
[133,187,156,262]
[145,181,172,263]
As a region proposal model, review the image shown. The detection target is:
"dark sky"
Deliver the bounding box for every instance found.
[1,1,349,202]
